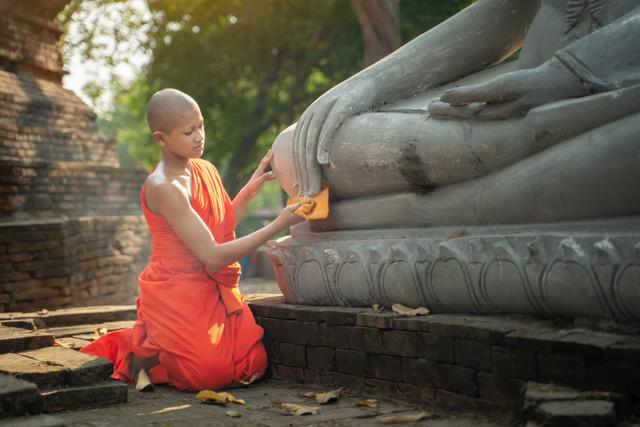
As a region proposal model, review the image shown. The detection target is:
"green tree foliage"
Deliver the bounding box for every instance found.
[400,0,475,41]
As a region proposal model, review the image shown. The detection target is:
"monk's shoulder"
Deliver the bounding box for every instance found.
[193,158,221,176]
[146,172,189,210]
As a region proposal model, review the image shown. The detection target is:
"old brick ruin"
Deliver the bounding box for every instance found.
[0,0,150,312]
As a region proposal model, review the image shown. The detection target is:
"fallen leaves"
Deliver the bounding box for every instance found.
[36,309,48,316]
[354,399,378,408]
[93,327,108,339]
[448,229,465,238]
[372,304,384,313]
[273,401,319,416]
[225,410,242,418]
[391,303,429,317]
[196,390,246,405]
[380,411,429,424]
[53,339,73,349]
[314,387,343,404]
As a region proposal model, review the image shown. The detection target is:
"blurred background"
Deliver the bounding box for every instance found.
[59,0,472,240]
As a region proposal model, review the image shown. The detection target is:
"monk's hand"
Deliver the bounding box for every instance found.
[274,203,305,229]
[429,58,590,120]
[242,149,276,198]
[292,76,379,197]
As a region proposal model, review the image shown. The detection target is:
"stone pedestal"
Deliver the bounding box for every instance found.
[0,1,150,312]
[267,218,640,321]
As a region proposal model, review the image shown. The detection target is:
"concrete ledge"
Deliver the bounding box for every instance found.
[248,295,640,420]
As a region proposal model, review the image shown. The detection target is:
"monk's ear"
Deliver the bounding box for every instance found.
[152,130,166,146]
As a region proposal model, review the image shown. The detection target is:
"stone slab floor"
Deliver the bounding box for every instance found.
[54,379,505,427]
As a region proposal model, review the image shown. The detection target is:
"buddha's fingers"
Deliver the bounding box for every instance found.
[306,112,325,197]
[291,121,302,193]
[441,74,520,105]
[475,99,529,120]
[316,99,340,165]
[298,116,313,196]
[429,101,485,119]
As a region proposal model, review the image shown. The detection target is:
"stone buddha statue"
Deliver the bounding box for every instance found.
[268,0,640,321]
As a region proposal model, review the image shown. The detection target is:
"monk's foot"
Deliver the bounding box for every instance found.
[135,368,154,392]
[229,373,260,388]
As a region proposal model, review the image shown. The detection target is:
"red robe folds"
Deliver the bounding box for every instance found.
[81,159,267,391]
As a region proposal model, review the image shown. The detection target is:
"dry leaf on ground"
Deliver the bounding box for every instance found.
[448,229,465,238]
[37,309,48,316]
[225,410,242,418]
[391,304,429,317]
[301,391,316,398]
[315,387,343,404]
[273,401,319,416]
[372,304,384,313]
[93,327,108,338]
[53,339,73,349]
[196,390,245,405]
[379,411,429,424]
[354,399,378,408]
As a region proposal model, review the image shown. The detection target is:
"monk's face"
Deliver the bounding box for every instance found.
[161,105,205,159]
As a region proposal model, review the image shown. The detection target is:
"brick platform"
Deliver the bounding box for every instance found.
[248,295,640,420]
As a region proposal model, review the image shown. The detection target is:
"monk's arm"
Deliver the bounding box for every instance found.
[154,182,300,272]
[231,149,275,225]
[231,187,253,225]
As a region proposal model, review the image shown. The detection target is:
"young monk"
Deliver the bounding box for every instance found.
[81,88,303,391]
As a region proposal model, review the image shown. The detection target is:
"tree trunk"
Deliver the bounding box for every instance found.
[351,0,402,67]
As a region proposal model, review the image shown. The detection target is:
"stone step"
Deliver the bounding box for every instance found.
[524,382,628,426]
[39,320,135,338]
[0,319,37,331]
[0,415,65,427]
[0,373,41,418]
[0,305,137,328]
[0,353,67,390]
[0,346,112,390]
[41,380,127,412]
[0,326,54,354]
[531,400,617,427]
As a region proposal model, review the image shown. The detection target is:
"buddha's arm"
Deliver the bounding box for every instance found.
[555,6,640,93]
[363,0,539,102]
[293,0,539,196]
[429,6,640,120]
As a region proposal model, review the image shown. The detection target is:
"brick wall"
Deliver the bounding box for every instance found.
[0,1,153,311]
[0,8,65,81]
[0,216,150,312]
[0,70,119,166]
[249,297,640,419]
[0,160,147,220]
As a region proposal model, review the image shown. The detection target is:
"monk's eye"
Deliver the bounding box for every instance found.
[184,130,194,136]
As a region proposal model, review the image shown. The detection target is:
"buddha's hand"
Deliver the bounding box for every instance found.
[429,58,590,120]
[293,76,379,196]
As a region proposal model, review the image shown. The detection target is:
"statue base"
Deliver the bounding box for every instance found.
[266,217,640,321]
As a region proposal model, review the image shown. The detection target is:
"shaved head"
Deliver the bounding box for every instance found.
[147,88,200,133]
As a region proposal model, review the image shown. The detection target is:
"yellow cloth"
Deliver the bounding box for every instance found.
[288,187,329,220]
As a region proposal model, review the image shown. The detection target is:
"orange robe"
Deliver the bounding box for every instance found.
[81,158,267,391]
